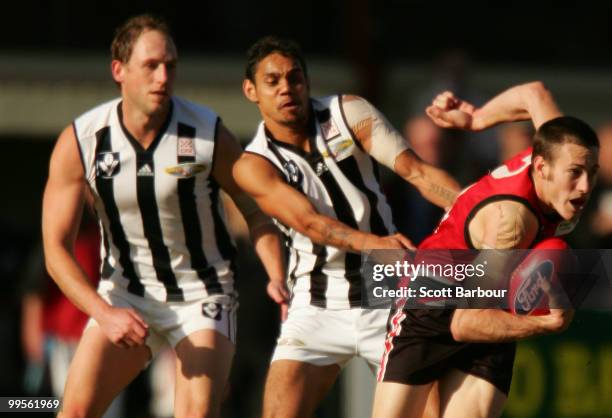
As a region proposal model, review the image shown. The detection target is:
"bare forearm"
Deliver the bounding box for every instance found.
[401,158,460,209]
[451,309,558,343]
[251,224,286,282]
[473,82,561,130]
[302,214,372,252]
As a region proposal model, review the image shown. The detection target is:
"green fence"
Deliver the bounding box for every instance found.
[505,312,612,418]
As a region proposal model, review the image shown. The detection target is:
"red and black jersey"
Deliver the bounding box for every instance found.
[420,147,577,250]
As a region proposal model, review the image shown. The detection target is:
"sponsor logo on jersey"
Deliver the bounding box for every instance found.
[178,137,195,157]
[137,163,154,177]
[513,259,552,314]
[321,138,354,160]
[320,118,341,141]
[96,152,120,178]
[202,302,222,320]
[165,162,207,178]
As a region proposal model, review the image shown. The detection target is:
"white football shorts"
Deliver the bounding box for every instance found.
[85,280,238,356]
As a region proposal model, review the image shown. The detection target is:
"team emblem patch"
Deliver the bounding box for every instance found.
[320,118,340,141]
[165,162,207,178]
[284,160,303,187]
[96,152,120,178]
[202,302,222,320]
[315,161,328,176]
[178,137,195,157]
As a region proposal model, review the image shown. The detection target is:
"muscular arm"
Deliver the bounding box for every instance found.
[342,95,459,209]
[451,308,569,342]
[42,125,147,347]
[233,152,413,252]
[427,81,562,131]
[212,123,287,304]
[451,200,573,342]
[42,126,106,316]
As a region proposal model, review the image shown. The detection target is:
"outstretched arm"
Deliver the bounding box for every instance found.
[42,125,148,348]
[342,95,460,209]
[233,152,414,252]
[426,81,562,131]
[212,122,289,318]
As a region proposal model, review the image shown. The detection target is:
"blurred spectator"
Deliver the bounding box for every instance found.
[497,122,533,161]
[404,115,443,167]
[0,219,34,396]
[385,115,445,245]
[589,124,612,247]
[409,50,499,183]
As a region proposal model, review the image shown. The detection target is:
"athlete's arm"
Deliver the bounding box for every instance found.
[42,125,148,348]
[450,201,573,343]
[426,81,562,131]
[233,152,414,252]
[212,122,290,318]
[451,308,572,342]
[342,95,460,209]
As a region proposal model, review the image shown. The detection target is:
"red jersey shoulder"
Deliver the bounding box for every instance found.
[420,148,537,250]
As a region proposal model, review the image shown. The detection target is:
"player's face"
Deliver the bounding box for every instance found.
[541,143,599,220]
[114,29,177,116]
[245,53,309,127]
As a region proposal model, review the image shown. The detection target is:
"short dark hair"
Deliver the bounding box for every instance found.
[533,116,599,162]
[245,36,308,82]
[111,14,172,63]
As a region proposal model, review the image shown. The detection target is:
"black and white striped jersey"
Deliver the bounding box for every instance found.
[245,95,396,309]
[74,97,236,302]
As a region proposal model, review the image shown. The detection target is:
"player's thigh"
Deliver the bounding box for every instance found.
[59,326,151,418]
[263,360,340,418]
[173,329,234,418]
[438,369,507,418]
[371,381,434,418]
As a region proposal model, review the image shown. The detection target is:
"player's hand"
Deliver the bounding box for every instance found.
[541,309,574,333]
[366,233,416,250]
[540,277,574,333]
[267,280,290,321]
[97,306,149,348]
[425,91,477,130]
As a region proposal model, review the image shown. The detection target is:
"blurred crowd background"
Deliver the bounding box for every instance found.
[1,2,611,417]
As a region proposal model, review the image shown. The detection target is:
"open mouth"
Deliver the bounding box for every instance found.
[569,197,587,210]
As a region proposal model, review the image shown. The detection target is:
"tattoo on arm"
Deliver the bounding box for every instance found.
[406,171,458,207]
[428,181,458,206]
[323,227,352,246]
[309,221,363,252]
